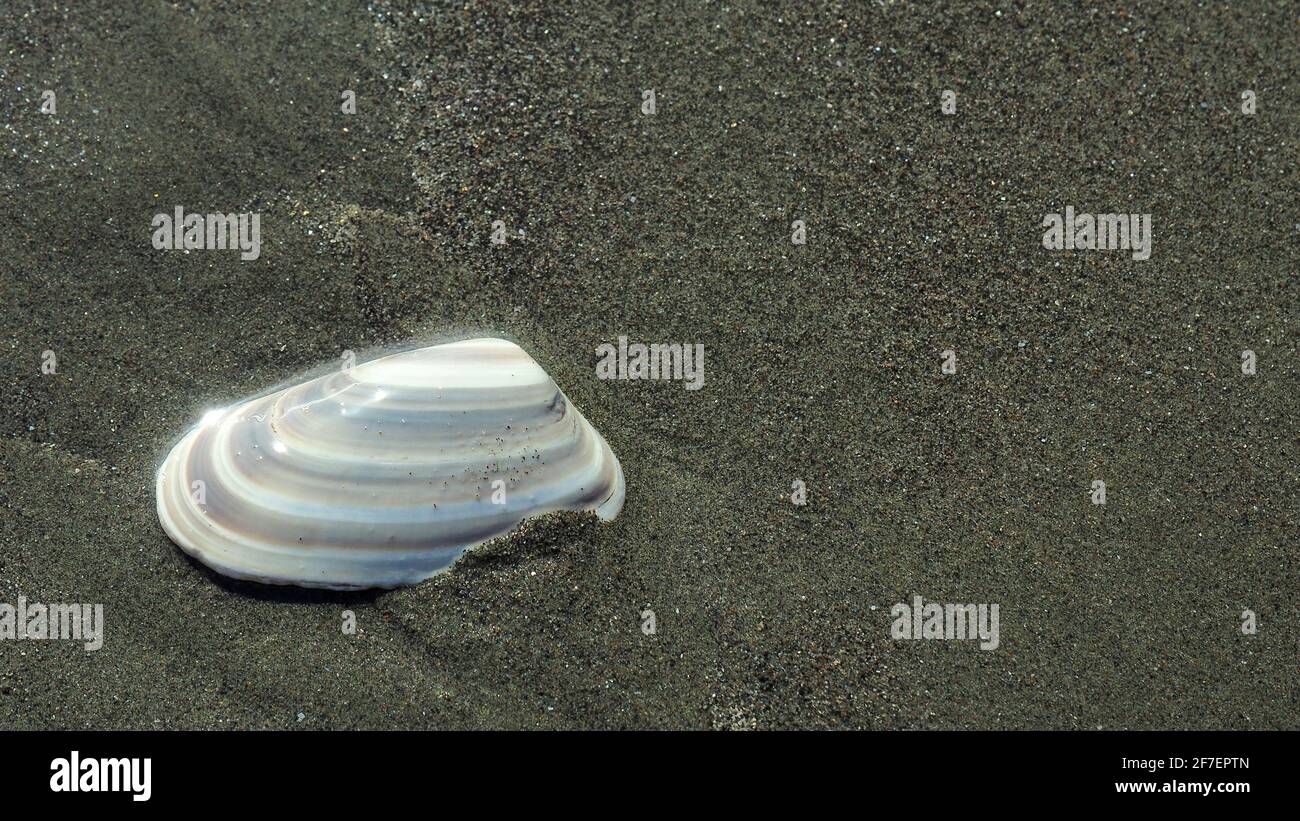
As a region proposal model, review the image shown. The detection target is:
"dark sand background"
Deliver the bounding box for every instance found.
[2,1,1296,729]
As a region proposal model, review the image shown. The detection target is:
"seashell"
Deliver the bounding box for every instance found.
[155,338,624,590]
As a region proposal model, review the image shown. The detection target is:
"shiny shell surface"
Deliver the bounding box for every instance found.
[155,338,624,589]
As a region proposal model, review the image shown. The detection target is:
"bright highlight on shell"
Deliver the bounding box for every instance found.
[155,338,625,590]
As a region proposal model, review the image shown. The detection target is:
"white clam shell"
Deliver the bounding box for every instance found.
[155,337,624,590]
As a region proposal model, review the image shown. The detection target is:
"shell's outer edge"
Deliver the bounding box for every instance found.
[593,441,625,521]
[155,337,625,590]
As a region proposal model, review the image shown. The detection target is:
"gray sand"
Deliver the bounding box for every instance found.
[1,1,1296,729]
